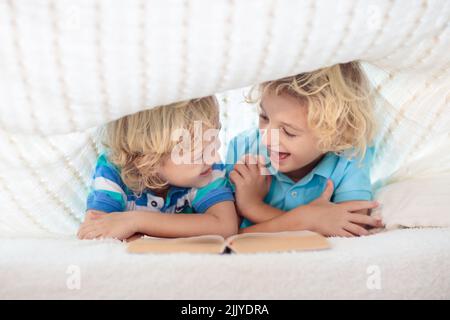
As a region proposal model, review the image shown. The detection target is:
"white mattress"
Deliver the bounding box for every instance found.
[1,227,449,299]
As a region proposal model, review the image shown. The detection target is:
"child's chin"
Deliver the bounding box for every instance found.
[271,161,292,173]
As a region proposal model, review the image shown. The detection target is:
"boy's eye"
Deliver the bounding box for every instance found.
[259,114,268,121]
[283,127,296,137]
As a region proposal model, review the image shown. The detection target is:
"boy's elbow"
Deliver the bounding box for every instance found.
[216,217,239,238]
[220,224,238,238]
[206,202,239,238]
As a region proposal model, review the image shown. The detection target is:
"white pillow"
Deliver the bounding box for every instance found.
[372,174,450,229]
[372,133,450,229]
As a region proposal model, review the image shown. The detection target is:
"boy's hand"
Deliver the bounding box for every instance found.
[83,210,107,222]
[229,154,272,217]
[289,180,383,237]
[77,211,138,240]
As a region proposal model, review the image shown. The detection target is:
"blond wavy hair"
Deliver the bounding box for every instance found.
[103,96,219,194]
[249,61,377,160]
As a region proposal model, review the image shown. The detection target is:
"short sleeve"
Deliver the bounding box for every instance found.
[86,155,127,213]
[191,163,235,213]
[332,146,374,203]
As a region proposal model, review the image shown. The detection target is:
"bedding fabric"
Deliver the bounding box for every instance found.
[0,0,448,236]
[1,228,449,299]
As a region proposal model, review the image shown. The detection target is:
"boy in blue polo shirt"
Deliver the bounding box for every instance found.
[227,62,383,237]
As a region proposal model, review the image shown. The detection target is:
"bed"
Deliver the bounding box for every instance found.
[1,228,449,299]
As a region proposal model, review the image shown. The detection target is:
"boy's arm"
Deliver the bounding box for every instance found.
[345,207,369,215]
[78,202,239,240]
[239,201,284,223]
[132,201,239,238]
[239,183,381,235]
[239,203,309,234]
[238,201,378,235]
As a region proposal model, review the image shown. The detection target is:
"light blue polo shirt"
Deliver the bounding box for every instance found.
[225,129,374,228]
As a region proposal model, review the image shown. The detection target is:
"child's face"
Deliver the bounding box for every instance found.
[259,91,325,178]
[158,129,221,189]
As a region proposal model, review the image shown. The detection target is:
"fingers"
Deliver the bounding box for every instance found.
[77,222,101,239]
[234,162,250,178]
[83,230,103,240]
[241,155,262,178]
[240,154,259,165]
[77,223,89,238]
[344,223,369,236]
[336,229,354,238]
[258,154,269,167]
[323,179,334,200]
[314,179,334,203]
[85,210,107,222]
[253,154,271,176]
[348,213,383,228]
[229,170,244,186]
[243,155,259,175]
[236,154,272,178]
[259,160,271,177]
[339,200,379,212]
[77,226,90,239]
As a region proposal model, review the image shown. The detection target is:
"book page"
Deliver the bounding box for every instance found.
[127,235,227,254]
[226,230,330,253]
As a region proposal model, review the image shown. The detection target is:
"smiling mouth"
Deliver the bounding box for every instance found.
[268,149,291,162]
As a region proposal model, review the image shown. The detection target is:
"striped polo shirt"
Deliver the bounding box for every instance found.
[86,153,234,214]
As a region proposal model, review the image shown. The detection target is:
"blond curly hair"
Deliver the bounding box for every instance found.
[103,96,219,194]
[249,61,377,160]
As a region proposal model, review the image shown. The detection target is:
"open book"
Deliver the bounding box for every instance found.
[127,230,330,254]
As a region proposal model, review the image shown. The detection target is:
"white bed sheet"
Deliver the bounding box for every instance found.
[1,227,449,299]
